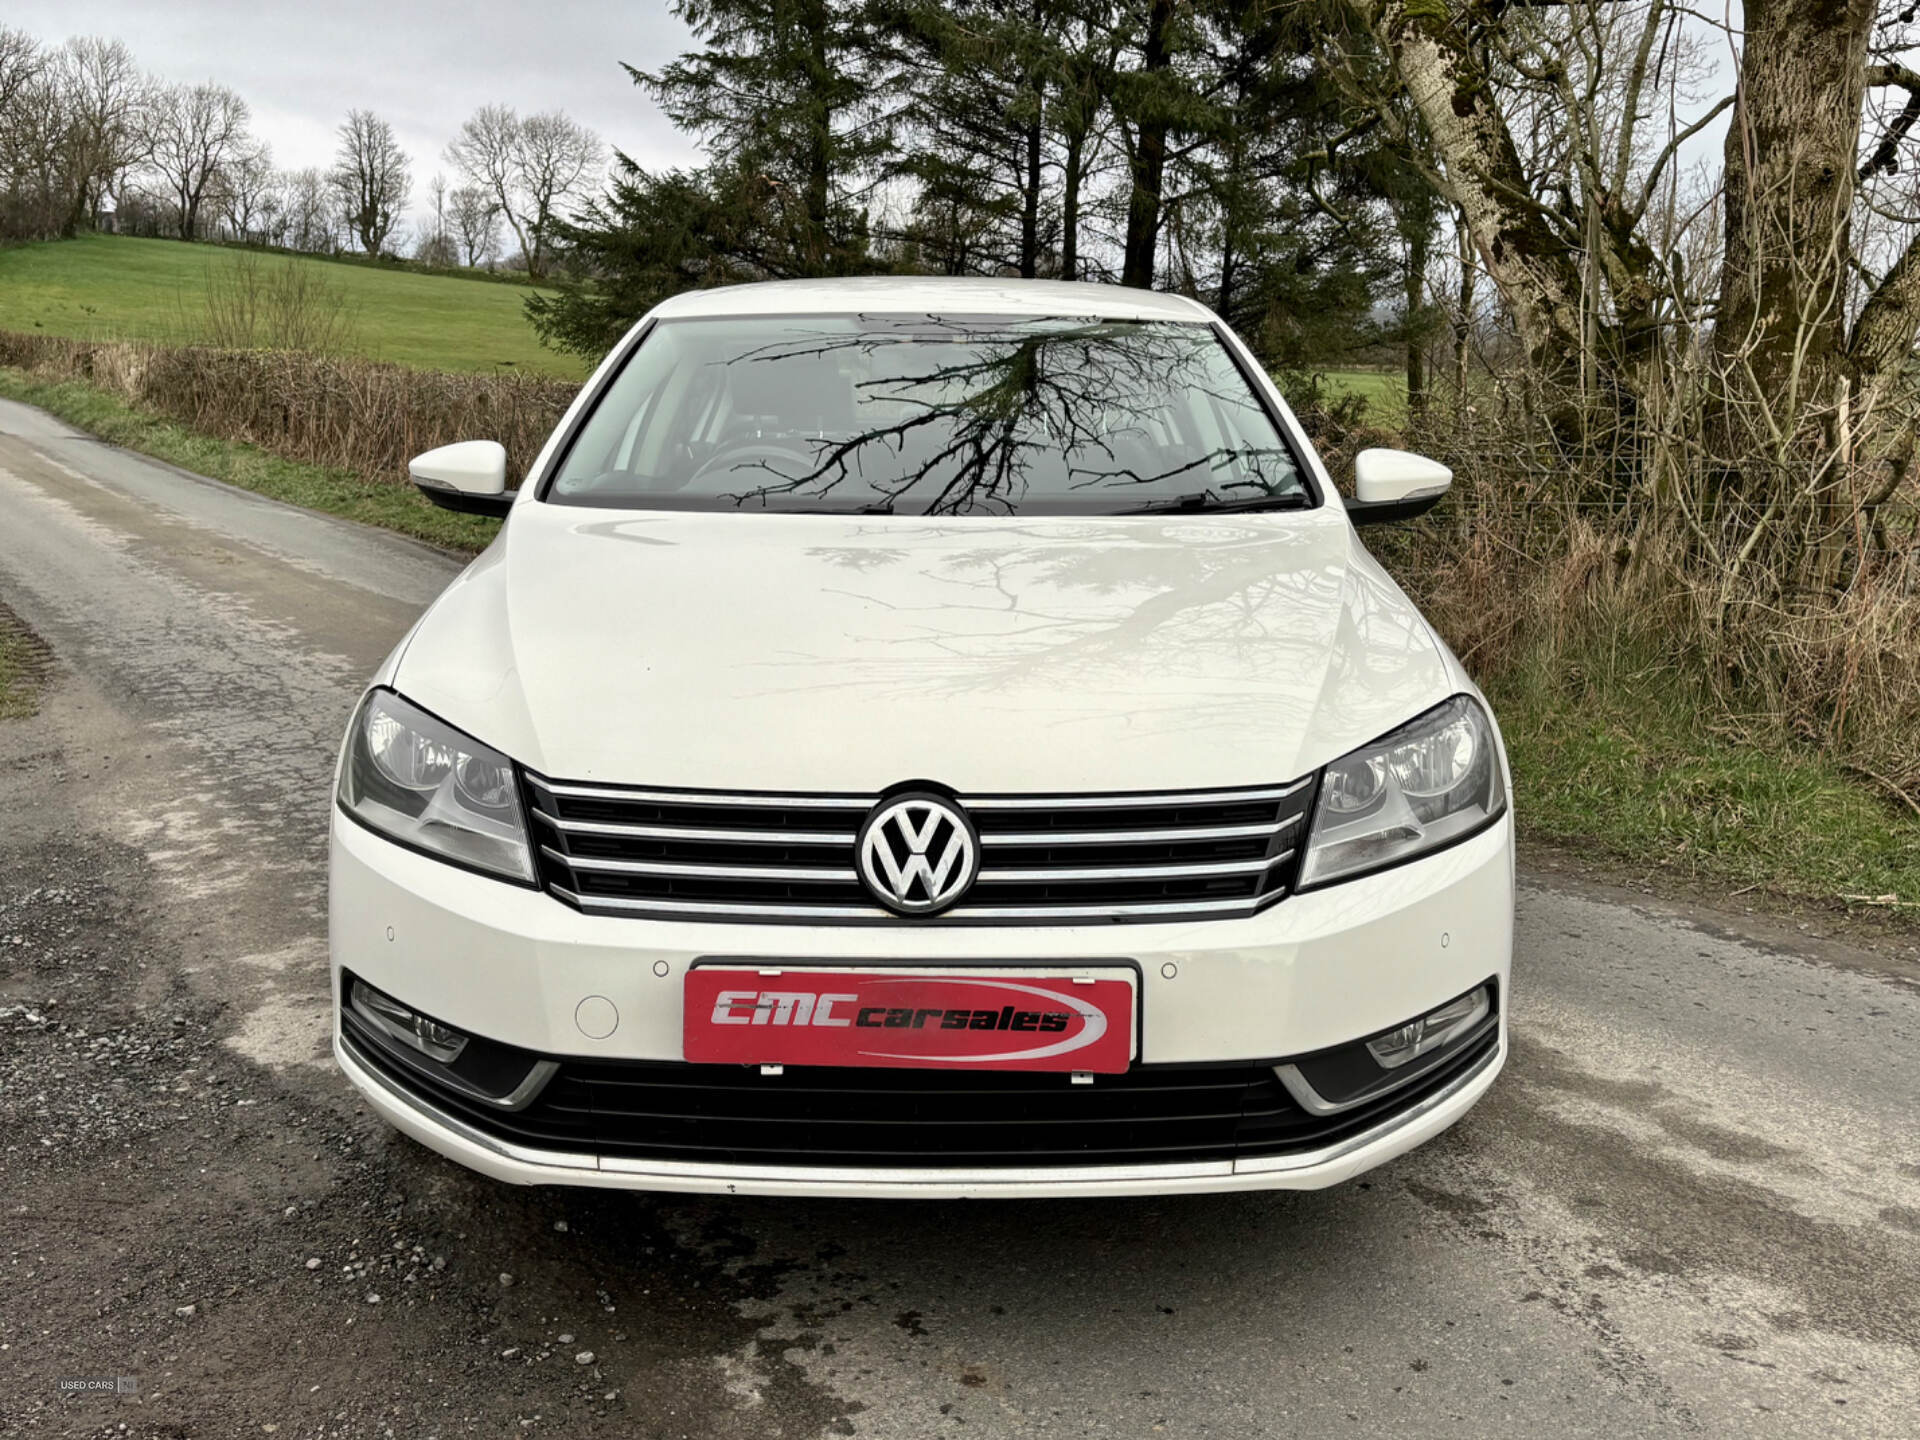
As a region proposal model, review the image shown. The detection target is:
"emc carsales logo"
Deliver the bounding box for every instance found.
[857,791,979,915]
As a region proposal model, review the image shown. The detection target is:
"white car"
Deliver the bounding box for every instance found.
[329,278,1511,1199]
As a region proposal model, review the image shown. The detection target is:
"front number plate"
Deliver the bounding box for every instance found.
[683,968,1135,1073]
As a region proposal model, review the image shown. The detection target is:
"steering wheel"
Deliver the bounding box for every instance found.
[685,441,822,492]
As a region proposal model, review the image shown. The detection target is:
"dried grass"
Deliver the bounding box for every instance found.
[1367,397,1920,795]
[0,329,576,489]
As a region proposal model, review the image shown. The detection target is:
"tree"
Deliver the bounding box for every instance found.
[414,170,460,265]
[329,108,410,255]
[1048,7,1121,280]
[1111,0,1187,289]
[630,0,890,274]
[528,157,845,357]
[216,141,274,242]
[445,104,601,278]
[0,27,37,121]
[515,111,601,276]
[0,27,55,239]
[446,105,528,266]
[1160,0,1391,365]
[881,0,1073,279]
[1714,0,1875,406]
[146,81,249,240]
[277,166,336,252]
[448,183,501,266]
[50,37,149,235]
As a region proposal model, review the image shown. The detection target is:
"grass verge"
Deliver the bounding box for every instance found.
[0,368,501,553]
[0,613,42,719]
[1487,650,1920,914]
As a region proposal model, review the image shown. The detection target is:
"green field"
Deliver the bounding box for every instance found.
[1320,369,1407,413]
[0,234,583,378]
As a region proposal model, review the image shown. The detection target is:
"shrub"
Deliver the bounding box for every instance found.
[0,329,576,487]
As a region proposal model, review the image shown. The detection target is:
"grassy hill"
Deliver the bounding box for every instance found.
[0,234,584,378]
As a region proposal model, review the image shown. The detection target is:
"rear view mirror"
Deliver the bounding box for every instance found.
[409,440,513,518]
[1348,448,1452,525]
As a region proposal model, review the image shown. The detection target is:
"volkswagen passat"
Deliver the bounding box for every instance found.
[330,278,1512,1198]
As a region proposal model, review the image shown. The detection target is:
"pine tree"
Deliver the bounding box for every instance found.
[632,0,889,273]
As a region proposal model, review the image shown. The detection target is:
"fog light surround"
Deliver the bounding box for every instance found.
[340,973,559,1112]
[1274,981,1498,1116]
[1367,986,1491,1070]
[351,978,469,1063]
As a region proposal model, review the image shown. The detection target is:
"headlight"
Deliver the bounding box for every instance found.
[1298,694,1505,888]
[337,688,534,882]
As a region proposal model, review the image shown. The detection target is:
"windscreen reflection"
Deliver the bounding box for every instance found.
[546,315,1309,517]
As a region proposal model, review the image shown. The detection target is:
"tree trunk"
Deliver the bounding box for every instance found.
[1714,0,1874,409]
[1405,222,1429,416]
[1848,227,1920,403]
[1344,0,1588,398]
[1061,129,1083,280]
[1020,109,1042,279]
[1121,0,1174,290]
[1452,210,1474,406]
[801,0,833,271]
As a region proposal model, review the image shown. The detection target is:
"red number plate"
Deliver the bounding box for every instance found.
[683,968,1135,1073]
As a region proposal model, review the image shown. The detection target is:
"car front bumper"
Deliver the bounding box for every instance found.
[329,809,1513,1197]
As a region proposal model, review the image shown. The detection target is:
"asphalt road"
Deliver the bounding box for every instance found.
[2,395,1917,1438]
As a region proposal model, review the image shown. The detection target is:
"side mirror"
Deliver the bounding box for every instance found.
[1348,448,1452,525]
[409,440,513,518]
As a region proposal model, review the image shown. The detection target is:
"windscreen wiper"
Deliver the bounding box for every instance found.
[1120,491,1313,515]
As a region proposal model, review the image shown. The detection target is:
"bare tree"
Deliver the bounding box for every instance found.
[50,37,150,235]
[414,170,459,264]
[447,182,500,266]
[513,110,602,276]
[146,81,250,239]
[445,103,600,277]
[0,26,38,118]
[278,166,336,252]
[444,103,523,262]
[329,108,411,255]
[0,27,53,237]
[217,141,274,242]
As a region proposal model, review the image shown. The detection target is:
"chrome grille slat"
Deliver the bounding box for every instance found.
[535,814,858,846]
[543,846,859,883]
[982,821,1288,846]
[959,779,1310,809]
[525,772,1315,925]
[976,856,1282,883]
[528,775,870,809]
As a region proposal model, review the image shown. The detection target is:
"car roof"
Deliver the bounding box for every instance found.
[647,277,1218,324]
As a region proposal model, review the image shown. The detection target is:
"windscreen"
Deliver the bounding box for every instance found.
[544,315,1309,516]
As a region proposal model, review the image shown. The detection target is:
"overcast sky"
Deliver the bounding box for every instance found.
[16,0,705,224]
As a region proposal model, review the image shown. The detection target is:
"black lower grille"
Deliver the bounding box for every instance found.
[349,1025,1497,1170]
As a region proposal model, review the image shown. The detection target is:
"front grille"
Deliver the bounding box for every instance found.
[523,774,1315,924]
[347,1026,1498,1170]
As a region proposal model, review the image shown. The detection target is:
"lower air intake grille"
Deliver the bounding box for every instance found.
[348,1027,1498,1170]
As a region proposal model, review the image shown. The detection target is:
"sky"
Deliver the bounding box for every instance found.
[15,0,706,225]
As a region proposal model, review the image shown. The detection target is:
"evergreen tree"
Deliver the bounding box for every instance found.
[1170,0,1392,366]
[526,156,874,358]
[632,0,889,274]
